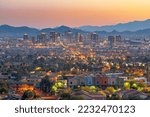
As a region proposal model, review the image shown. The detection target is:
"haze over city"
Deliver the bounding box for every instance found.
[1,0,150,28]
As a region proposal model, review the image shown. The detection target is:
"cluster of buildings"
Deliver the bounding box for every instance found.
[23,31,85,43]
[66,73,124,89]
[0,30,150,100]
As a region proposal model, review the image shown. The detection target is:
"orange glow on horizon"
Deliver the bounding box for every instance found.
[0,0,150,28]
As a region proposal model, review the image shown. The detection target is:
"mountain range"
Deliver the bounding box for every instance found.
[79,19,150,32]
[1,19,150,38]
[0,25,85,38]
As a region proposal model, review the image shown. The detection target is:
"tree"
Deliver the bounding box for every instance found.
[98,91,106,97]
[51,81,66,95]
[138,81,147,88]
[60,93,71,100]
[21,90,40,100]
[106,87,115,94]
[71,96,84,100]
[0,87,8,94]
[81,86,89,92]
[131,83,138,90]
[0,81,8,94]
[40,77,54,93]
[51,85,57,92]
[123,82,130,90]
[55,81,64,88]
[111,93,122,100]
[89,86,96,93]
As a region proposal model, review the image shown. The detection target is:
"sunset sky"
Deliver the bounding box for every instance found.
[0,0,150,28]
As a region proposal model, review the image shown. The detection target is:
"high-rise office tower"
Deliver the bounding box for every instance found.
[23,33,29,40]
[49,32,60,42]
[37,32,47,43]
[90,33,98,42]
[108,36,115,48]
[41,32,47,40]
[65,30,73,42]
[116,35,122,42]
[75,32,83,42]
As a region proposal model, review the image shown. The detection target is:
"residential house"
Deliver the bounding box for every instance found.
[116,77,124,88]
[107,75,118,87]
[94,76,101,86]
[68,77,78,88]
[100,76,108,89]
[84,74,94,86]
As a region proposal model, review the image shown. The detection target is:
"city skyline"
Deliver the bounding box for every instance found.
[1,0,150,28]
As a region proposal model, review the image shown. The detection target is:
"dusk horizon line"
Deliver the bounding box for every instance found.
[1,18,150,29]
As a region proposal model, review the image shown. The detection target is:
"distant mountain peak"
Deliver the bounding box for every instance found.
[1,19,150,38]
[79,19,150,32]
[1,24,10,26]
[55,25,71,30]
[59,25,70,28]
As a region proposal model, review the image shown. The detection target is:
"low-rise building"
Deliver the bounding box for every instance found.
[84,74,95,86]
[107,75,118,86]
[100,76,108,89]
[68,77,78,88]
[116,78,124,88]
